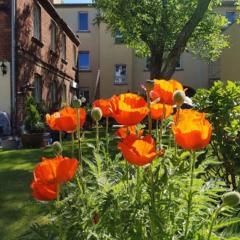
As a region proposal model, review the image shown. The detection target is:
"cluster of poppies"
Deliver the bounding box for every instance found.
[31,79,212,201]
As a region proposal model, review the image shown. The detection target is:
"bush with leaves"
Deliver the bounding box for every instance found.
[193,81,240,189]
[21,82,240,240]
[24,96,45,133]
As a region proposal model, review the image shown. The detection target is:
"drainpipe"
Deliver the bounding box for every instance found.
[11,0,16,134]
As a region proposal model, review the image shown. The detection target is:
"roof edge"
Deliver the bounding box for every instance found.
[38,0,80,46]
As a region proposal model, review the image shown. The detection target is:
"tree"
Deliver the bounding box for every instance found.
[94,0,232,79]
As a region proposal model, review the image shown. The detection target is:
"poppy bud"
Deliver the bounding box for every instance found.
[145,80,154,92]
[222,191,240,207]
[91,107,102,122]
[52,141,63,156]
[71,96,82,108]
[173,90,186,106]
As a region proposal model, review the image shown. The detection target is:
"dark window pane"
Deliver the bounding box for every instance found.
[78,12,88,31]
[78,52,90,70]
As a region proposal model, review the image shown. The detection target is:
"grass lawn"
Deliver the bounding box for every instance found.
[0,145,56,240]
[0,130,109,240]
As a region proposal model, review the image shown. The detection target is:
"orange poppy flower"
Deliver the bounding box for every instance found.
[150,103,173,120]
[33,156,78,184]
[118,134,164,166]
[110,93,148,126]
[115,126,144,138]
[31,181,58,201]
[172,109,212,150]
[151,79,183,105]
[92,99,112,118]
[46,107,86,132]
[31,156,78,201]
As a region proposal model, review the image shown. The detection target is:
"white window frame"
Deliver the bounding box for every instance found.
[114,64,127,84]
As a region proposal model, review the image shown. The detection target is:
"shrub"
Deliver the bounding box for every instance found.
[193,81,240,189]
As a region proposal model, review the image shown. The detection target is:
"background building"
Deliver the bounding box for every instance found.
[0,0,11,116]
[0,0,80,131]
[55,1,239,102]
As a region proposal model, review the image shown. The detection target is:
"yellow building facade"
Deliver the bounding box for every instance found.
[55,1,239,101]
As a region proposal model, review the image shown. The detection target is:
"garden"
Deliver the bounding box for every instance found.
[1,79,239,240]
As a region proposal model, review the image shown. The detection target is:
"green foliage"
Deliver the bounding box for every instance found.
[24,96,45,133]
[22,135,240,239]
[94,0,228,60]
[193,81,240,188]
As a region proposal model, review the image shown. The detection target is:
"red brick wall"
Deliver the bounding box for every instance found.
[15,0,79,126]
[0,6,11,61]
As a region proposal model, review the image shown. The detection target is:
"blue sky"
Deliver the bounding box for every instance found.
[64,0,92,3]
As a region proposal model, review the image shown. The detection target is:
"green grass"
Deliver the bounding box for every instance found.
[0,146,54,240]
[0,130,116,239]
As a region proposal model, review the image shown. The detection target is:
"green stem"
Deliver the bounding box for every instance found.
[159,120,163,149]
[57,184,63,240]
[146,91,152,135]
[96,120,100,152]
[184,151,196,238]
[71,132,75,158]
[59,131,63,146]
[207,206,222,240]
[76,109,83,177]
[106,117,109,154]
[126,161,129,192]
[150,165,157,240]
[136,167,141,200]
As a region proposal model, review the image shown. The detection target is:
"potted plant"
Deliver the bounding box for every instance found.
[21,96,45,148]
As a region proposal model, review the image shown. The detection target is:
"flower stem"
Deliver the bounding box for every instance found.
[71,132,75,158]
[207,206,222,240]
[76,109,83,177]
[57,184,63,239]
[150,165,157,240]
[106,117,109,154]
[184,150,196,238]
[146,91,152,135]
[59,131,63,146]
[96,120,100,153]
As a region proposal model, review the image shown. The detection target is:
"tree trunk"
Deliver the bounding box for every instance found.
[150,0,212,80]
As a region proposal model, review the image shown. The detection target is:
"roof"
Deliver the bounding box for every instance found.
[38,0,80,46]
[54,3,94,8]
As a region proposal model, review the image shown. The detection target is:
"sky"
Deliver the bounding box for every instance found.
[64,0,92,3]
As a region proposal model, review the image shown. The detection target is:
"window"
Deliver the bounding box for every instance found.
[176,56,182,70]
[50,82,57,103]
[115,30,124,44]
[78,51,90,70]
[79,89,90,103]
[33,75,42,103]
[61,34,66,60]
[51,21,57,52]
[226,11,236,25]
[73,45,77,67]
[33,4,41,40]
[61,84,67,104]
[78,12,88,31]
[145,57,150,70]
[114,64,127,84]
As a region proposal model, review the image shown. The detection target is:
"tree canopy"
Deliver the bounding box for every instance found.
[94,0,236,79]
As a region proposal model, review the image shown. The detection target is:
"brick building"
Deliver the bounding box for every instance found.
[0,0,80,132]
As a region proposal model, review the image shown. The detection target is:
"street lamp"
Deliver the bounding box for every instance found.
[1,61,7,75]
